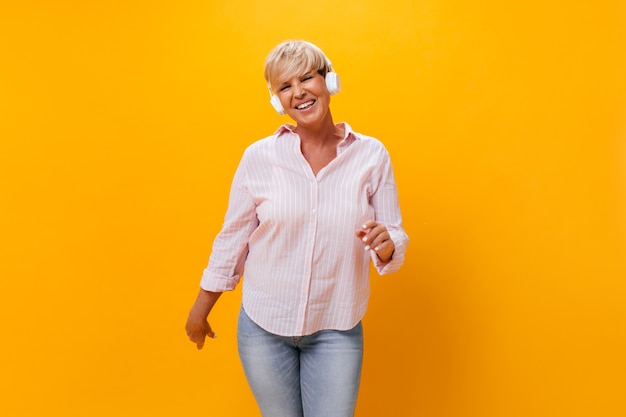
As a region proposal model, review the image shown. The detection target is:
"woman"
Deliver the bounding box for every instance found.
[186,40,408,417]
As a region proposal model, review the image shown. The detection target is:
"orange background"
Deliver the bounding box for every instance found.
[1,1,625,416]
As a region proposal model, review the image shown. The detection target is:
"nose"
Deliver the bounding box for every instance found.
[294,82,306,98]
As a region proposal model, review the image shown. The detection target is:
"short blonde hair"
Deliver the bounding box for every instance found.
[264,40,330,92]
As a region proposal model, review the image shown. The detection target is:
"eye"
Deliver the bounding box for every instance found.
[302,76,313,82]
[279,84,290,92]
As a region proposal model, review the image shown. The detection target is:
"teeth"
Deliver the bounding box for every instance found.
[296,100,315,110]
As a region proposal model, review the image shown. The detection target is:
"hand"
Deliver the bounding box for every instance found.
[185,289,222,350]
[185,310,217,350]
[355,220,395,263]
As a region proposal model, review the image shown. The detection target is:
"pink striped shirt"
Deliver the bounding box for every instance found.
[200,123,408,336]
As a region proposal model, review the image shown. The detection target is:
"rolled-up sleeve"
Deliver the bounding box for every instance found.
[370,148,409,275]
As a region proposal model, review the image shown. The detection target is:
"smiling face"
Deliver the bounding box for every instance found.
[265,41,334,127]
[274,69,331,127]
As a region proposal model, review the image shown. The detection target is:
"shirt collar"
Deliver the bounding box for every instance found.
[274,122,359,142]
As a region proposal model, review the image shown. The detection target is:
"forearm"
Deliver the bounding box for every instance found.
[189,288,222,318]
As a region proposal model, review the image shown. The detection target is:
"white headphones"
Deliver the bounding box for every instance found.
[268,45,341,115]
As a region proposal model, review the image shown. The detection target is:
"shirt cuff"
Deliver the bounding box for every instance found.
[200,268,241,292]
[371,232,408,275]
[371,250,405,275]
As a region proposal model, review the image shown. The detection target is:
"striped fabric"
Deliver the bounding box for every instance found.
[200,123,408,336]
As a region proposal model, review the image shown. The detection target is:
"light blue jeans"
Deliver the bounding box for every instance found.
[237,306,363,417]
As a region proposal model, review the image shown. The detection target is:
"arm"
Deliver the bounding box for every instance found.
[187,148,258,348]
[356,146,408,274]
[199,148,259,291]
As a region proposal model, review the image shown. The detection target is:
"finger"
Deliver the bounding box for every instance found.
[371,230,390,247]
[363,228,385,249]
[362,220,377,229]
[358,221,378,233]
[372,238,389,252]
[196,340,205,350]
[189,331,207,343]
[355,223,371,239]
[358,223,378,244]
[374,240,395,261]
[205,323,216,339]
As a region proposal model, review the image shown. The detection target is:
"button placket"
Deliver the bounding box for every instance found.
[297,177,320,333]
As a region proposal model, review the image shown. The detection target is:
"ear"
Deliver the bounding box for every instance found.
[270,94,285,115]
[325,72,341,95]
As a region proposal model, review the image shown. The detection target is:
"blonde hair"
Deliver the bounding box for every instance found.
[264,40,330,93]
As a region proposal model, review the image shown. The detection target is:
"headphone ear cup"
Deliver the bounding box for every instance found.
[270,94,285,115]
[325,72,341,95]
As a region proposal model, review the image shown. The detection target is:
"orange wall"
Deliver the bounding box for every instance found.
[1,1,625,416]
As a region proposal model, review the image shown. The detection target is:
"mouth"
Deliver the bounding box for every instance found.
[295,100,316,111]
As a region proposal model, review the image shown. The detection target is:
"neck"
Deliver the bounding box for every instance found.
[295,113,341,146]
